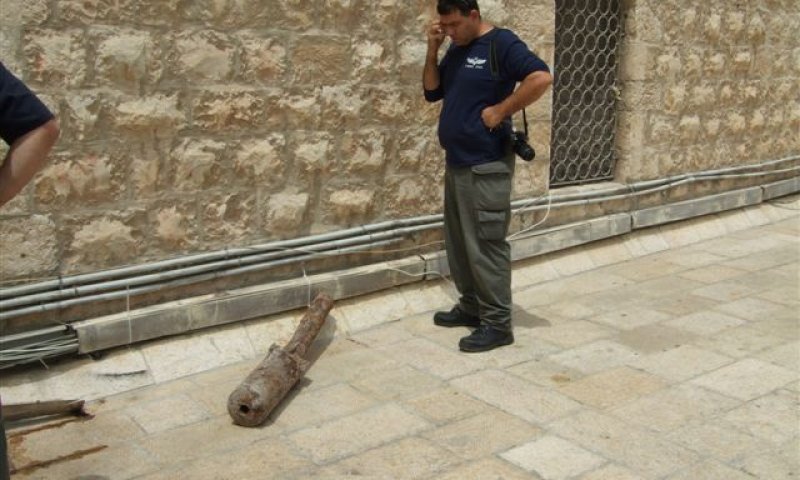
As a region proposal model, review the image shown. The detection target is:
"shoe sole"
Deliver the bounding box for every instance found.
[459,338,514,353]
[433,319,481,328]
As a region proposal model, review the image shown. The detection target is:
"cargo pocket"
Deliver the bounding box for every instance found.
[477,210,508,241]
[471,160,512,211]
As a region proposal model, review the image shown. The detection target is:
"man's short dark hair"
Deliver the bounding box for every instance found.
[437,0,480,16]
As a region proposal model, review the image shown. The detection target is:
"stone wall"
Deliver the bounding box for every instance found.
[616,0,800,181]
[0,0,797,287]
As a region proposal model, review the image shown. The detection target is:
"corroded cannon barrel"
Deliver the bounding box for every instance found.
[227,293,334,427]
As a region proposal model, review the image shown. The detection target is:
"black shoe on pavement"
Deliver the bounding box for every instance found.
[433,307,481,328]
[458,325,514,352]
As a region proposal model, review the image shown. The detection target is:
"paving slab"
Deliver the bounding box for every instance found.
[3,202,798,479]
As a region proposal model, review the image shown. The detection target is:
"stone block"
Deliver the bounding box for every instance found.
[501,435,606,480]
[140,415,275,465]
[239,33,286,83]
[436,458,537,480]
[61,93,106,141]
[141,324,255,384]
[747,13,767,43]
[150,202,198,250]
[62,212,146,273]
[231,135,286,187]
[319,83,369,129]
[722,390,799,444]
[33,149,124,208]
[366,85,415,125]
[724,10,747,43]
[731,48,753,74]
[169,138,226,191]
[450,369,580,423]
[724,112,747,136]
[58,0,181,26]
[691,358,796,400]
[395,128,442,173]
[264,190,310,234]
[655,51,681,80]
[279,88,322,130]
[126,393,211,434]
[396,37,428,83]
[703,51,726,76]
[287,403,430,463]
[318,0,362,31]
[192,88,277,131]
[320,437,459,479]
[551,409,701,478]
[423,408,541,460]
[339,129,388,174]
[0,214,58,279]
[383,176,440,218]
[667,424,775,464]
[327,188,376,222]
[403,387,490,426]
[171,30,235,82]
[378,337,483,380]
[689,83,716,110]
[351,37,394,82]
[618,42,650,81]
[682,47,704,79]
[703,12,722,42]
[291,35,351,86]
[23,28,86,88]
[92,28,157,90]
[648,114,674,145]
[291,131,333,176]
[350,364,442,401]
[129,141,163,199]
[114,94,186,133]
[0,0,49,27]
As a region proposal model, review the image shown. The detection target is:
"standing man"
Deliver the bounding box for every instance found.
[423,0,552,352]
[0,62,60,208]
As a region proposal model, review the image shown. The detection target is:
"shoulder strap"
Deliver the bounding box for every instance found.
[489,38,499,79]
[490,35,528,137]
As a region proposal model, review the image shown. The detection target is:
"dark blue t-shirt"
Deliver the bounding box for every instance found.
[424,28,549,167]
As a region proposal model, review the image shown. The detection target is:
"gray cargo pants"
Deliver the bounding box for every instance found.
[443,151,515,332]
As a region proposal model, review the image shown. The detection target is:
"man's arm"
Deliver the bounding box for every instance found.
[481,70,553,129]
[423,20,445,102]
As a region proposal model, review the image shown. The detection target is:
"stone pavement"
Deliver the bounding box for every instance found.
[3,199,799,479]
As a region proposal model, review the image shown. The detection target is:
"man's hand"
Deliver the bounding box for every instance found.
[481,105,505,130]
[427,21,445,50]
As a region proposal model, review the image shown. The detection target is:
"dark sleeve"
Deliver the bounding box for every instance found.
[423,51,449,103]
[503,34,550,82]
[0,62,55,146]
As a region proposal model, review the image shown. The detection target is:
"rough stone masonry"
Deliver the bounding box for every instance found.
[0,0,796,289]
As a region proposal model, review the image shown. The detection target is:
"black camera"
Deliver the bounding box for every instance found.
[511,130,535,162]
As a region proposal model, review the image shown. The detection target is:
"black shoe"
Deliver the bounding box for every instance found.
[459,325,514,352]
[433,307,480,328]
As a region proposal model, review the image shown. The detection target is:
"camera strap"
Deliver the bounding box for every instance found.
[489,36,528,138]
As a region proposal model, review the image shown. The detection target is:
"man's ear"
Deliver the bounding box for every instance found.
[469,10,481,21]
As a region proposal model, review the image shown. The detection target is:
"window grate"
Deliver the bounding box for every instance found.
[549,0,622,186]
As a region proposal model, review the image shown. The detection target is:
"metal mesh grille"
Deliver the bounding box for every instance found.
[549,0,622,186]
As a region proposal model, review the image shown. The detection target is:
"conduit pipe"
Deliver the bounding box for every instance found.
[0,214,442,300]
[0,237,404,320]
[0,155,797,321]
[0,223,439,311]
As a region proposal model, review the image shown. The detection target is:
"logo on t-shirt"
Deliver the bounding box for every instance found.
[465,57,487,69]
